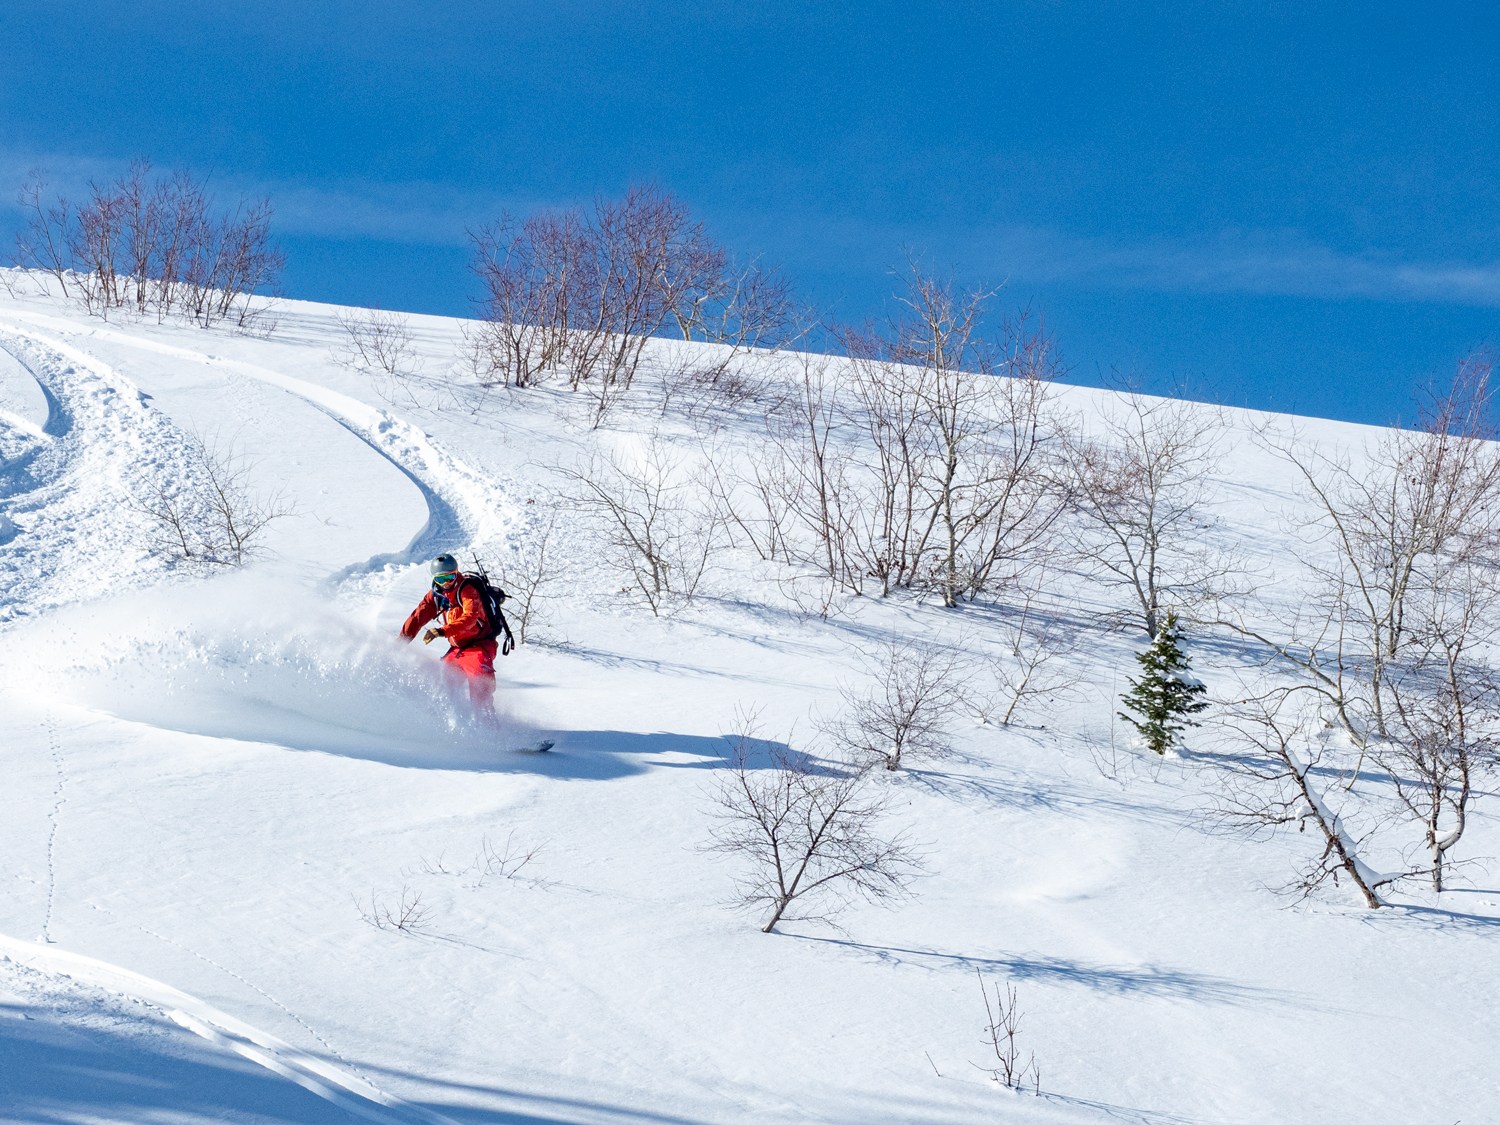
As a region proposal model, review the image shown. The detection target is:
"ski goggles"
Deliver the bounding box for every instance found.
[432,571,458,588]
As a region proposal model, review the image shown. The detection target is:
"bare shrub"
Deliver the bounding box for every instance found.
[356,885,435,935]
[978,592,1084,728]
[974,972,1040,1094]
[494,502,567,644]
[130,433,291,566]
[414,831,550,894]
[467,184,792,415]
[556,438,724,615]
[1064,391,1232,638]
[331,308,429,406]
[420,832,546,887]
[15,161,283,328]
[468,832,545,886]
[819,641,972,772]
[1214,691,1391,909]
[704,712,924,933]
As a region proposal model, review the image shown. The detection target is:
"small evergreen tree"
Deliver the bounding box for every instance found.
[1118,611,1208,754]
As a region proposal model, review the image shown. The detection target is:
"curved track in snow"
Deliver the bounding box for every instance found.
[0,326,218,622]
[0,316,526,1122]
[0,311,528,588]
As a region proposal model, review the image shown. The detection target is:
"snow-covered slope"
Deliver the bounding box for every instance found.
[0,274,1494,1124]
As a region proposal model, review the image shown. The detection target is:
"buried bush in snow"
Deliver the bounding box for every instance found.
[974,972,1041,1095]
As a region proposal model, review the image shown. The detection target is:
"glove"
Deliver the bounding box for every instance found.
[422,626,443,645]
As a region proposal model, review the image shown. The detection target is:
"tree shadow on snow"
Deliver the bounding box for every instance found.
[531,728,805,781]
[1364,894,1500,933]
[792,936,1305,1009]
[908,766,1191,827]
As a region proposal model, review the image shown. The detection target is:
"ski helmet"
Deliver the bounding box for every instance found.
[430,554,459,577]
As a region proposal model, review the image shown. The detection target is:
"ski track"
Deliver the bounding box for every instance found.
[0,317,531,1122]
[0,326,210,623]
[0,932,459,1125]
[0,312,532,590]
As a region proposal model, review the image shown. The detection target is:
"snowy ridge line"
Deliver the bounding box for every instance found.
[0,932,461,1125]
[0,310,524,573]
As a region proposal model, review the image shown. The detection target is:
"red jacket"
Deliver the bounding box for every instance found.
[401,576,492,649]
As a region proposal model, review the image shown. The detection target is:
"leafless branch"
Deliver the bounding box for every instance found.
[704,709,924,932]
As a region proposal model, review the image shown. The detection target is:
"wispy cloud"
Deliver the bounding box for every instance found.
[974,225,1500,308]
[0,148,541,247]
[4,147,1498,308]
[256,180,506,245]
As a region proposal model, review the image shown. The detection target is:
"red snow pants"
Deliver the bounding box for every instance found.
[442,641,498,711]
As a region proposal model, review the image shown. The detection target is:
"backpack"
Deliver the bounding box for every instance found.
[465,570,516,656]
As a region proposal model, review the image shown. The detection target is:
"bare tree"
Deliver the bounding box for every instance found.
[1219,355,1500,756]
[658,258,795,408]
[556,437,723,615]
[331,307,431,406]
[1065,391,1231,638]
[495,501,568,643]
[130,433,291,566]
[705,713,924,933]
[14,171,74,296]
[834,325,930,597]
[468,208,585,388]
[749,349,869,602]
[468,184,793,411]
[1377,564,1500,891]
[820,640,972,771]
[758,267,1068,610]
[1214,691,1390,909]
[12,162,283,328]
[890,272,1067,608]
[1206,360,1500,900]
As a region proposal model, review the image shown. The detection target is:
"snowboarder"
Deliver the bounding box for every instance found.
[400,554,499,711]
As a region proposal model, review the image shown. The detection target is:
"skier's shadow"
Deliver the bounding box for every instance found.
[503,728,813,781]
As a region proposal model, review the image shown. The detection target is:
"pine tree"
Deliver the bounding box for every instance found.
[1118,611,1208,755]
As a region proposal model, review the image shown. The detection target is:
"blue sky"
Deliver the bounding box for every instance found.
[2,1,1497,424]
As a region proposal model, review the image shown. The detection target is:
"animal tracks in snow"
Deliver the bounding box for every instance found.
[38,712,66,945]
